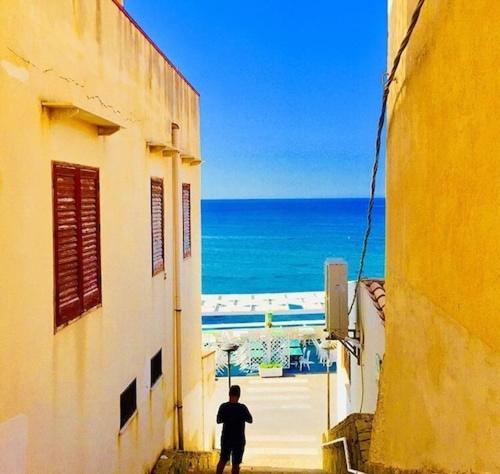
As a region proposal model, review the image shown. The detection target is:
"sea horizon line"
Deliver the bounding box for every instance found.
[201,196,386,201]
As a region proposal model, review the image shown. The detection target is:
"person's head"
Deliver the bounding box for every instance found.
[229,385,241,402]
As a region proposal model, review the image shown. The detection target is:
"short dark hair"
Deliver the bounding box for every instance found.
[229,385,241,397]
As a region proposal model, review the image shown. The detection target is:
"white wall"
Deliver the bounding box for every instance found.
[335,282,385,424]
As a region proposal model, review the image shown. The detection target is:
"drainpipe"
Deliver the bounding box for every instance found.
[171,123,184,450]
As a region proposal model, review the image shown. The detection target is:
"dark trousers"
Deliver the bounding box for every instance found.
[219,442,245,465]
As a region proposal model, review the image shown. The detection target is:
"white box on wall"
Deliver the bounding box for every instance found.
[325,259,348,339]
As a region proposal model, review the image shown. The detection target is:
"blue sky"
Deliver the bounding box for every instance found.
[126,1,387,199]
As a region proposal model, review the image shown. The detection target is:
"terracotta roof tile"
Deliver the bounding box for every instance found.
[361,279,386,321]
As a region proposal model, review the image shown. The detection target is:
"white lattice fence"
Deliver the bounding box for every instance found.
[248,336,290,371]
[214,333,291,374]
[268,336,290,369]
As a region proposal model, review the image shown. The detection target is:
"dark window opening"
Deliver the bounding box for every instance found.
[120,379,137,429]
[150,349,162,387]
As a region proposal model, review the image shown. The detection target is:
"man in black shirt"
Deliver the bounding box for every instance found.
[216,385,253,474]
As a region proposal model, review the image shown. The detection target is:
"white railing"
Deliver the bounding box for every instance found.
[321,437,367,474]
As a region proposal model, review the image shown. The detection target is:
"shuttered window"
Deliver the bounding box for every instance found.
[151,178,164,275]
[182,183,191,259]
[53,162,101,329]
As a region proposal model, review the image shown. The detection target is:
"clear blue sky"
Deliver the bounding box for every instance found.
[126,1,387,199]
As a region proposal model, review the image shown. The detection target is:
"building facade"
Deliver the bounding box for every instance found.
[0,1,204,472]
[368,1,500,472]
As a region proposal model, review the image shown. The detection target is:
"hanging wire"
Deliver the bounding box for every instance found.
[348,0,427,316]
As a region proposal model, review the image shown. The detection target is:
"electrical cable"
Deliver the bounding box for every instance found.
[348,0,427,317]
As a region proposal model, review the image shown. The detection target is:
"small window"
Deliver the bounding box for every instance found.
[150,349,162,387]
[182,183,191,259]
[120,379,137,430]
[151,178,165,275]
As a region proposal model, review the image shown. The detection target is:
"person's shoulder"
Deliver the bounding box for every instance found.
[218,402,229,409]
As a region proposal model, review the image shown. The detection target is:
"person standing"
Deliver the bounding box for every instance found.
[216,385,253,474]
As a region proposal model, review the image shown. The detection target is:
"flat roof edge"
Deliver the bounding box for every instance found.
[110,0,200,97]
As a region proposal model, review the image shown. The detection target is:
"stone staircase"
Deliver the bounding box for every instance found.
[237,468,324,473]
[200,468,323,473]
[152,451,324,473]
[154,375,331,474]
[219,376,325,470]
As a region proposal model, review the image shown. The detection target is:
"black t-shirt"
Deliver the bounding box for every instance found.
[217,401,253,446]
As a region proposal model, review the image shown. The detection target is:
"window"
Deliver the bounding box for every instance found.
[182,183,191,259]
[150,349,162,387]
[120,379,137,430]
[52,162,101,329]
[151,178,164,275]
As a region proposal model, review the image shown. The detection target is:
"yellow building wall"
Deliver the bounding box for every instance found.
[178,157,204,451]
[369,1,500,473]
[0,0,203,472]
[201,350,217,451]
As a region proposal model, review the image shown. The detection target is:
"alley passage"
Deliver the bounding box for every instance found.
[214,374,334,470]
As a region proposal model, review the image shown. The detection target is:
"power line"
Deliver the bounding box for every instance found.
[348,0,427,316]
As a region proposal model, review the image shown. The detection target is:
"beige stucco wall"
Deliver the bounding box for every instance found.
[0,0,202,472]
[178,156,204,452]
[201,350,217,451]
[369,1,500,473]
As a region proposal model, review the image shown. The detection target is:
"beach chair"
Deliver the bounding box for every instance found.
[317,345,329,366]
[299,349,312,371]
[313,338,322,358]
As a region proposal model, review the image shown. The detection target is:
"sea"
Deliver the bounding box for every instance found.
[202,198,385,295]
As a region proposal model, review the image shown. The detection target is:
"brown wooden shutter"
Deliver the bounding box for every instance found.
[182,183,191,259]
[53,163,101,328]
[151,178,164,275]
[53,163,82,325]
[79,168,101,310]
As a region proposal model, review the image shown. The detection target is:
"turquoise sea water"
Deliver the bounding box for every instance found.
[202,198,385,295]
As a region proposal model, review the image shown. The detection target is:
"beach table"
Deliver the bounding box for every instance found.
[289,347,302,356]
[290,339,301,348]
[289,346,303,368]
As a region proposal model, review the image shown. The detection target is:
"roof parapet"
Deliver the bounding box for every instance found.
[110,0,199,97]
